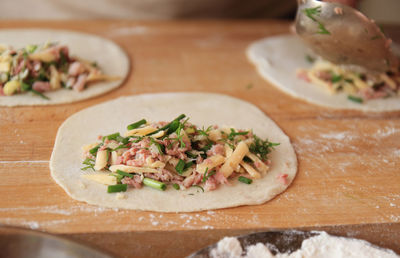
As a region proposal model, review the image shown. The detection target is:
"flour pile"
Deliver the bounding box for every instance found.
[210,232,399,258]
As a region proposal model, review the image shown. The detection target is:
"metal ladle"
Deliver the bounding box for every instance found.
[295,0,398,73]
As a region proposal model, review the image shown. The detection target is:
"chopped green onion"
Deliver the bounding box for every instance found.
[191,185,204,192]
[107,184,127,193]
[150,138,165,154]
[147,114,186,136]
[175,159,185,174]
[305,54,315,63]
[116,170,133,178]
[127,119,147,130]
[184,161,194,171]
[172,183,180,190]
[81,158,95,171]
[185,151,198,159]
[113,144,129,151]
[347,95,363,103]
[102,132,120,142]
[197,126,212,137]
[143,178,166,191]
[89,144,101,155]
[238,176,252,184]
[167,120,180,134]
[20,82,31,91]
[243,156,253,163]
[112,174,124,183]
[202,167,216,183]
[114,135,129,144]
[26,44,37,53]
[30,89,50,100]
[331,74,342,83]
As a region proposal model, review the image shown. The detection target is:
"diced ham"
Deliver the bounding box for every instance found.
[32,81,51,92]
[276,173,289,185]
[183,174,196,188]
[204,176,217,191]
[72,74,88,92]
[297,69,311,82]
[68,61,85,76]
[126,159,144,167]
[207,143,225,156]
[315,70,332,82]
[122,175,143,189]
[214,171,228,185]
[13,59,25,74]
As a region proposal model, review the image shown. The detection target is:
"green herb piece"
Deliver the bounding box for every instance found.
[317,22,330,35]
[184,161,194,171]
[175,122,186,148]
[172,183,180,190]
[227,128,249,141]
[81,158,95,171]
[89,144,101,155]
[112,173,124,183]
[150,138,165,154]
[107,184,127,193]
[305,54,315,63]
[20,82,31,91]
[175,159,186,174]
[147,114,186,136]
[199,142,213,154]
[344,78,354,84]
[249,135,279,161]
[238,176,252,184]
[303,6,330,35]
[127,119,147,130]
[102,132,120,142]
[30,89,50,100]
[167,120,180,134]
[347,95,363,103]
[202,167,216,183]
[185,151,198,159]
[116,170,134,178]
[143,178,166,191]
[191,185,204,192]
[331,74,343,83]
[197,126,212,137]
[246,83,253,90]
[115,135,129,144]
[303,6,321,22]
[113,144,129,151]
[129,135,144,143]
[26,44,38,54]
[243,156,253,163]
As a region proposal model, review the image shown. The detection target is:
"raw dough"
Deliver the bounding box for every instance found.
[246,34,400,111]
[50,93,297,212]
[0,29,129,106]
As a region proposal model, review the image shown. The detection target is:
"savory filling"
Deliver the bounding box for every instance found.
[81,114,279,193]
[297,58,400,103]
[0,42,117,99]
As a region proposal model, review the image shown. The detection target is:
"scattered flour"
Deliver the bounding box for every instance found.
[210,232,399,258]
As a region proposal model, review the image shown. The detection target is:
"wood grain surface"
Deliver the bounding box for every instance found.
[0,20,399,257]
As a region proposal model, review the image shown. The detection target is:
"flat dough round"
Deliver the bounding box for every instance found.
[247,34,400,112]
[50,93,297,212]
[0,29,129,106]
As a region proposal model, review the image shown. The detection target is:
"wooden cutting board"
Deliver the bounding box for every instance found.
[0,21,399,257]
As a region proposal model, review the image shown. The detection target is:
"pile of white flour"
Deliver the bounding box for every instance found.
[210,232,399,258]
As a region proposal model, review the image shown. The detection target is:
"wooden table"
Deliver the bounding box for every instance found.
[0,20,399,257]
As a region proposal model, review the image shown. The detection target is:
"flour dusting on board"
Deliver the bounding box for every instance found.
[210,232,399,258]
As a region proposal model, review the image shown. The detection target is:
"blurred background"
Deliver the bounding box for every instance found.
[2,0,400,24]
